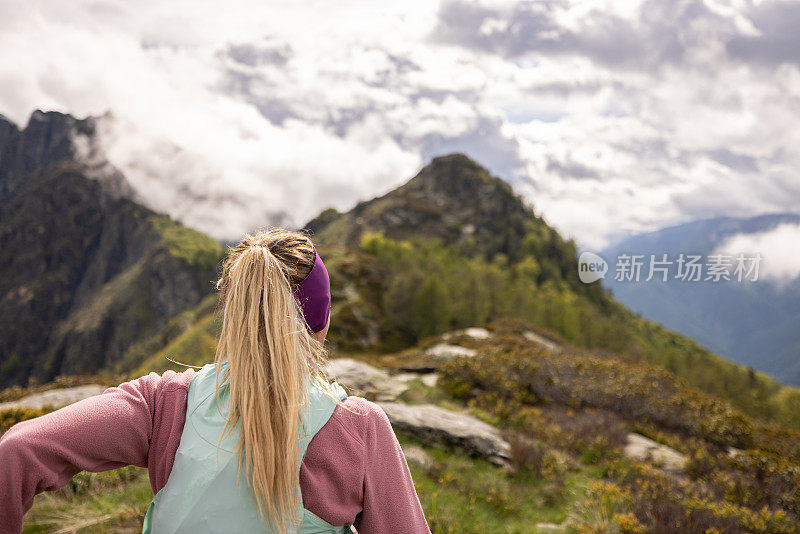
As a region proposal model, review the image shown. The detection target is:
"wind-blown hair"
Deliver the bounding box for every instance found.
[212,227,342,533]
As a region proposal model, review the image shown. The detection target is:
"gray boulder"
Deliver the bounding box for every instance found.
[378,401,511,466]
[325,358,408,401]
[401,444,434,471]
[623,433,686,472]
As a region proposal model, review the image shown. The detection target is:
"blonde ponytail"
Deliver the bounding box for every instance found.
[212,228,342,533]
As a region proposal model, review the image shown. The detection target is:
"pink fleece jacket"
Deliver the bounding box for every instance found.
[0,369,431,533]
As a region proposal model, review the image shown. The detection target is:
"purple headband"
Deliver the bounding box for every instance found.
[292,247,331,334]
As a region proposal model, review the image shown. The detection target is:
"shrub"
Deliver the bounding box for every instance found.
[0,406,53,434]
[439,343,767,450]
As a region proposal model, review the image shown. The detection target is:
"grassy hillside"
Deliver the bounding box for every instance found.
[432,326,800,532]
[300,155,800,429]
[8,324,800,532]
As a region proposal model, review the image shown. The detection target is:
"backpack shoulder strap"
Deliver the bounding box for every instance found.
[298,378,348,466]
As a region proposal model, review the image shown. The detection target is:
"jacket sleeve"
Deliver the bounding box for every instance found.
[0,373,161,534]
[354,403,431,534]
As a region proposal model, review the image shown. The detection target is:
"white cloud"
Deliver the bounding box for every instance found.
[714,223,800,283]
[0,0,799,249]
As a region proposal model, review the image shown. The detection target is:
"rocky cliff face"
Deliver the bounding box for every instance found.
[0,111,223,387]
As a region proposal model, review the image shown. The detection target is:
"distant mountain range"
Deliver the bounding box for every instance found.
[601,214,800,386]
[1,109,800,436]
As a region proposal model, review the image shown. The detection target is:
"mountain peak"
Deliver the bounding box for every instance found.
[0,113,18,130]
[420,153,490,181]
[307,154,534,261]
[0,114,19,157]
[395,153,517,211]
[23,109,95,140]
[0,109,135,202]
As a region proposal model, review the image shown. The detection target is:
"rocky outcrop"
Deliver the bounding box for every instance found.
[0,115,18,155]
[425,343,477,361]
[401,444,434,471]
[326,356,510,465]
[442,327,492,341]
[325,358,409,401]
[0,111,134,202]
[0,385,108,411]
[523,330,560,352]
[378,401,511,466]
[397,343,479,373]
[623,433,686,472]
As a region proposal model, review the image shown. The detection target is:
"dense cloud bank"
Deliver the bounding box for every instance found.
[1,0,798,249]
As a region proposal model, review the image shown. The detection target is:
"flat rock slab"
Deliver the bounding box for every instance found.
[624,432,686,472]
[523,331,560,352]
[0,385,108,411]
[424,343,477,362]
[401,444,434,470]
[394,372,439,388]
[423,343,478,368]
[727,446,745,458]
[378,401,511,466]
[535,523,566,532]
[442,327,492,340]
[325,358,408,401]
[398,343,479,372]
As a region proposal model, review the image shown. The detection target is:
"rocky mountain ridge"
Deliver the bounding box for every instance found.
[0,111,223,387]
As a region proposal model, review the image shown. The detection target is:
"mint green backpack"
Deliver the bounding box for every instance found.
[141,363,351,534]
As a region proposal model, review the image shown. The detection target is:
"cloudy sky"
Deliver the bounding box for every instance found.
[716,222,800,283]
[1,0,799,249]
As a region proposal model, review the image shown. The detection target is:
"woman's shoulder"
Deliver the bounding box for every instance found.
[111,367,196,414]
[326,395,394,447]
[333,395,388,419]
[134,367,194,390]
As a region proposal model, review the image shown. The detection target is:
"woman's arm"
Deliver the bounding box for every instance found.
[0,374,162,533]
[355,402,431,534]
